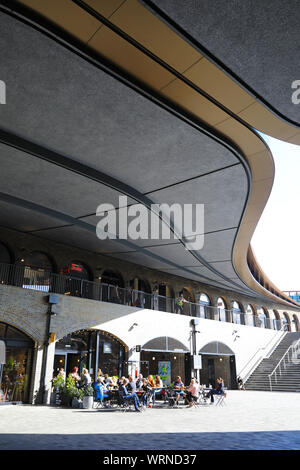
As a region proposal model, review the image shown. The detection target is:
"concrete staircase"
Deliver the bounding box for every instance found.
[245,332,300,392]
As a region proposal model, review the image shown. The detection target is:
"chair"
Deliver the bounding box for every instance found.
[196,390,210,406]
[215,391,227,407]
[118,391,135,412]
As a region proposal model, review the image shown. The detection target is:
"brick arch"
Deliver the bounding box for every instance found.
[217,296,229,310]
[292,314,300,332]
[0,316,40,344]
[282,312,292,331]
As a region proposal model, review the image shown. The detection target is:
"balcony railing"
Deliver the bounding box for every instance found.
[0,262,284,330]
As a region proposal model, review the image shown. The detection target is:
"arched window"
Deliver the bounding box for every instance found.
[20,251,54,292]
[272,310,281,330]
[246,304,256,327]
[0,242,13,285]
[62,261,92,298]
[102,270,124,287]
[0,242,12,264]
[231,301,243,324]
[292,315,299,332]
[0,322,34,403]
[199,293,211,319]
[257,307,267,328]
[67,261,91,281]
[282,313,291,332]
[217,297,227,322]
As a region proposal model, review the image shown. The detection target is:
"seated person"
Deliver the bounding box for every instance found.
[207,377,226,403]
[186,378,200,407]
[119,378,141,412]
[103,374,114,387]
[152,375,164,404]
[135,373,143,389]
[94,378,112,406]
[137,378,152,407]
[127,375,137,393]
[173,376,186,405]
[147,375,155,388]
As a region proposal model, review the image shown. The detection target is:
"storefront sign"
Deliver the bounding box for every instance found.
[103,342,112,354]
[158,361,171,385]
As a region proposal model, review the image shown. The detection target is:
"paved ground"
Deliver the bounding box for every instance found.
[0,391,300,450]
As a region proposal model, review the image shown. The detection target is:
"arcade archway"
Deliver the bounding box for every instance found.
[0,322,34,403]
[199,341,237,389]
[54,329,128,381]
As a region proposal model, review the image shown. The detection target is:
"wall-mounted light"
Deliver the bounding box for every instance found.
[174,356,177,360]
[152,357,155,361]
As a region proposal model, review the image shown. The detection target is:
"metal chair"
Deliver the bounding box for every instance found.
[215,392,227,407]
[118,391,136,412]
[196,390,210,406]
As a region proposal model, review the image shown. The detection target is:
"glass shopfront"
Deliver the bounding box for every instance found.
[54,330,127,381]
[0,322,34,403]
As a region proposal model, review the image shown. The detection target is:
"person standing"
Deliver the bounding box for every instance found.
[175,292,186,314]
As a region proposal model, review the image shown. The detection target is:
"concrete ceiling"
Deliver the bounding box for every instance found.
[143,0,300,128]
[0,2,297,307]
[0,10,258,296]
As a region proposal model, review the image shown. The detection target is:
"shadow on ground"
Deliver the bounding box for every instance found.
[0,431,300,450]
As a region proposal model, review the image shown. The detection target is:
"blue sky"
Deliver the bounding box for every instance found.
[251,134,300,291]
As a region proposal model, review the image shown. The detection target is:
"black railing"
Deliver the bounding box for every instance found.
[0,262,284,329]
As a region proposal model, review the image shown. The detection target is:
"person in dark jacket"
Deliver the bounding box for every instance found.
[119,378,141,412]
[207,377,226,403]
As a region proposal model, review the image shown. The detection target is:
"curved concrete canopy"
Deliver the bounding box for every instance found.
[143,0,300,129]
[0,3,298,307]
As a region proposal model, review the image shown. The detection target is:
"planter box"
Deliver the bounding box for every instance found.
[82,396,93,409]
[71,398,82,408]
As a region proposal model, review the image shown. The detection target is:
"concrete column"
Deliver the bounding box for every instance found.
[29,344,44,404]
[43,341,56,405]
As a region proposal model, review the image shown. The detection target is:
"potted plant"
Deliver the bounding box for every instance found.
[59,374,78,407]
[82,384,94,409]
[71,387,84,408]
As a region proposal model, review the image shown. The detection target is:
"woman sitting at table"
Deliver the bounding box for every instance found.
[207,377,226,404]
[186,378,200,407]
[152,375,163,404]
[173,376,186,405]
[147,375,155,388]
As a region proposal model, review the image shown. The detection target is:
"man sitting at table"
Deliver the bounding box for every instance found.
[173,376,186,406]
[119,378,141,412]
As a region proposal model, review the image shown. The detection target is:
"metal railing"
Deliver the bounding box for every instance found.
[0,262,286,329]
[238,330,287,383]
[268,338,300,391]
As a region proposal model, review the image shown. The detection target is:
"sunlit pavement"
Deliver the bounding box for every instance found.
[0,391,300,450]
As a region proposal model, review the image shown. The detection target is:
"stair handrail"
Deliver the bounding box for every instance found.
[268,338,300,391]
[238,329,286,382]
